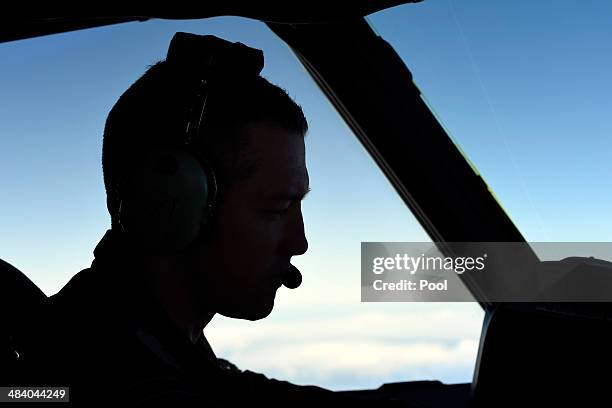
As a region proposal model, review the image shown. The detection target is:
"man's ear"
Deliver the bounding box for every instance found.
[175,231,212,274]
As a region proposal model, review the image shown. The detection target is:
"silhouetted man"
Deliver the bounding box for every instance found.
[25,33,408,407]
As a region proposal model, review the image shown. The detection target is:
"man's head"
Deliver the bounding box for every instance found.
[102,40,309,320]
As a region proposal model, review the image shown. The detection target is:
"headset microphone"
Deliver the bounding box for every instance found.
[281,264,302,289]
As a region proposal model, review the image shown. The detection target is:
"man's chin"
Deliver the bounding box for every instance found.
[219,297,276,321]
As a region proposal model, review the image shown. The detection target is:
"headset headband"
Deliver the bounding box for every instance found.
[166,32,265,147]
[166,32,264,77]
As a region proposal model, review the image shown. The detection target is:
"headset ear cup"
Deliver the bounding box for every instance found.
[119,149,209,252]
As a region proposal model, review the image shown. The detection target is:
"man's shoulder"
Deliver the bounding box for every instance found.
[26,269,175,385]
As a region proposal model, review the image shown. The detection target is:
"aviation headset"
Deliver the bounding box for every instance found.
[115,32,263,253]
[113,32,302,288]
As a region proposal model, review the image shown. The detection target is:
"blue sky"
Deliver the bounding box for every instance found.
[371,1,612,244]
[1,0,611,390]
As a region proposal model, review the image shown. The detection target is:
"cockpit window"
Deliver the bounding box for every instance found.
[0,15,483,390]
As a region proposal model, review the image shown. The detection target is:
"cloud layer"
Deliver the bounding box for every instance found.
[206,305,483,390]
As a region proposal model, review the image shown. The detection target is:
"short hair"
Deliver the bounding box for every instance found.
[102,60,308,228]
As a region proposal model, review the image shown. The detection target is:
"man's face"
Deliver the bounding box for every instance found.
[190,121,309,320]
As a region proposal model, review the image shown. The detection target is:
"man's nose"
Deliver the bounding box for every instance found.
[283,206,308,256]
